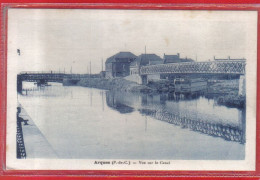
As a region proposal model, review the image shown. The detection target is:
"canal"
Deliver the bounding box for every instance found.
[18,82,245,160]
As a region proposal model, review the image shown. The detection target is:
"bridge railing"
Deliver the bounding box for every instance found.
[19,71,66,75]
[18,72,98,81]
[140,60,246,75]
[19,72,97,77]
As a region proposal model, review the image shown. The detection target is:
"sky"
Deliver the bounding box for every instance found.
[8,9,257,74]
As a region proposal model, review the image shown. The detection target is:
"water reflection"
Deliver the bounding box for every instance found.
[152,92,203,103]
[139,108,245,143]
[105,90,246,144]
[21,83,246,144]
[18,83,245,159]
[106,91,135,114]
[20,82,70,97]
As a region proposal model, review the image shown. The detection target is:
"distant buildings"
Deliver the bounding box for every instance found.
[105,51,245,80]
[163,53,194,64]
[105,52,137,78]
[130,54,163,75]
[104,51,196,80]
[126,54,163,83]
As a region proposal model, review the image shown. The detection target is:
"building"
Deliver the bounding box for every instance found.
[161,53,194,80]
[163,53,194,64]
[99,71,106,78]
[126,54,163,84]
[105,52,137,78]
[130,54,163,75]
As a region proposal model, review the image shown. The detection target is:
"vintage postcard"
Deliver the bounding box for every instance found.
[5,8,257,171]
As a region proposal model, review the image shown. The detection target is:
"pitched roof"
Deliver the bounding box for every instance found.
[130,54,163,67]
[163,54,194,63]
[163,54,181,63]
[106,52,137,63]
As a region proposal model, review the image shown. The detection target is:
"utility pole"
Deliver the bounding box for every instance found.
[89,61,91,76]
[102,58,103,71]
[86,65,89,78]
[145,45,148,65]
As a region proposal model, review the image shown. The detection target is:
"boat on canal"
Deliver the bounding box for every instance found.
[174,78,207,93]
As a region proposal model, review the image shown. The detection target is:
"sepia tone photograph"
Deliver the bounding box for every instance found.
[6,8,257,170]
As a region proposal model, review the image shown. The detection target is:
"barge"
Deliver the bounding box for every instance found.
[174,78,207,93]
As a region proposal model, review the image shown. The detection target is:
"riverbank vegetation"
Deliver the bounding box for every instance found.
[217,95,245,109]
[206,79,245,109]
[207,79,239,95]
[146,80,175,93]
[77,77,153,93]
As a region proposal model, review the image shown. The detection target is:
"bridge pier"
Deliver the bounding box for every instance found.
[62,78,80,86]
[17,75,22,93]
[238,75,246,96]
[141,75,148,85]
[36,79,47,86]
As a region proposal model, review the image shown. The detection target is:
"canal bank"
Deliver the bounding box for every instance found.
[72,77,245,109]
[75,77,154,93]
[206,79,245,109]
[18,105,57,158]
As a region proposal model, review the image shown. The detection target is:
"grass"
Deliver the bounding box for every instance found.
[206,79,245,109]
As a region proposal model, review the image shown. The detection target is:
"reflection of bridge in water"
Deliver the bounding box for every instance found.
[139,108,245,144]
[105,91,245,144]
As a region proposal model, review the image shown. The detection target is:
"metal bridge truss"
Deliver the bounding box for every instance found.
[140,60,246,75]
[18,72,82,82]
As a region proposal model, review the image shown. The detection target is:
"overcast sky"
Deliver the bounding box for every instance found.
[8,9,257,74]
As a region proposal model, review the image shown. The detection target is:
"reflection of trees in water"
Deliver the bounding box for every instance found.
[163,92,204,102]
[139,108,245,144]
[141,92,202,107]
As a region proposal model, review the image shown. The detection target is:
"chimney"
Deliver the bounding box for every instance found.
[228,56,230,60]
[214,56,215,60]
[177,53,180,58]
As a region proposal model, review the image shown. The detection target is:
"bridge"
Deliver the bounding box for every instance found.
[140,60,246,75]
[17,71,84,93]
[137,60,246,95]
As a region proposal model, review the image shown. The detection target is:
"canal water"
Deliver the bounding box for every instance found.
[18,82,245,160]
